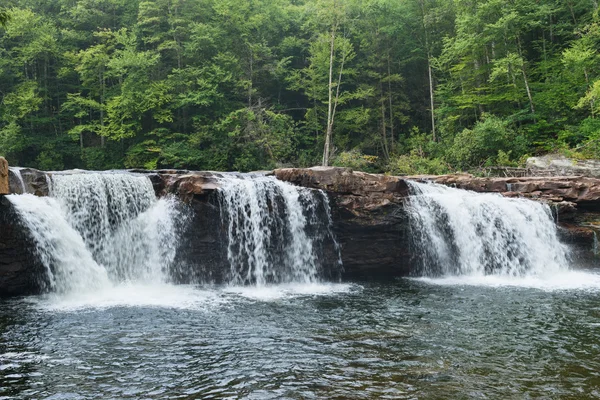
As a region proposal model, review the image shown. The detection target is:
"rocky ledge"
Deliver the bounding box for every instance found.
[2,162,600,297]
[273,167,600,270]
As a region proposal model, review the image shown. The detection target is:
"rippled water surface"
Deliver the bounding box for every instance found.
[2,277,600,399]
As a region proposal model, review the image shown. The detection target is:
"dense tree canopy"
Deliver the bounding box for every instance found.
[0,0,599,173]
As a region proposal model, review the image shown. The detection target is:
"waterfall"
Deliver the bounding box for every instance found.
[406,181,570,277]
[7,173,185,294]
[218,175,340,285]
[8,167,27,194]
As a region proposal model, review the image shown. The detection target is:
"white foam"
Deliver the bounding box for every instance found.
[222,282,358,301]
[31,284,226,312]
[414,270,600,291]
[29,283,360,311]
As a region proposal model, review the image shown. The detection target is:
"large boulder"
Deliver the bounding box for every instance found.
[157,171,222,202]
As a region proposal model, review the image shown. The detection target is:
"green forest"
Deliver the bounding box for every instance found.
[0,0,599,174]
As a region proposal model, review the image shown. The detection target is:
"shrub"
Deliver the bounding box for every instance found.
[332,149,379,172]
[387,152,450,175]
[446,114,527,170]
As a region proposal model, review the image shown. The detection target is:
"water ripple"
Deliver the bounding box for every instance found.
[1,280,600,398]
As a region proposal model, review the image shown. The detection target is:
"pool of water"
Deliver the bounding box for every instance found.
[2,275,600,399]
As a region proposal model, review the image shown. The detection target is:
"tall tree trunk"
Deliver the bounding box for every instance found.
[584,68,595,117]
[381,81,389,161]
[567,1,577,24]
[387,53,394,149]
[100,70,105,148]
[323,23,337,167]
[427,53,436,141]
[420,0,436,141]
[516,37,535,116]
[248,46,253,108]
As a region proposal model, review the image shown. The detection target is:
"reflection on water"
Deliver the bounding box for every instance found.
[2,277,600,399]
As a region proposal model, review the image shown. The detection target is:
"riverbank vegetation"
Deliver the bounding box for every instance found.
[0,0,599,173]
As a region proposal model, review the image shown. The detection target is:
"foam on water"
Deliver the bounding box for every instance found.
[29,283,359,311]
[414,270,600,291]
[222,282,358,301]
[32,284,226,312]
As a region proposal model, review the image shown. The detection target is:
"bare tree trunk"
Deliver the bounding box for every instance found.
[517,37,535,116]
[100,70,105,148]
[584,68,595,117]
[323,23,337,167]
[567,1,577,24]
[474,59,484,116]
[387,53,394,149]
[427,54,436,141]
[420,0,436,141]
[381,92,389,161]
[380,77,390,160]
[248,47,253,108]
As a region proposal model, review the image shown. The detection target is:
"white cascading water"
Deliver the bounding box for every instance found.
[218,175,340,286]
[406,181,570,278]
[8,167,27,194]
[7,173,183,294]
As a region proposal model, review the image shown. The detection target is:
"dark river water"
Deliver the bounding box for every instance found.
[2,275,600,399]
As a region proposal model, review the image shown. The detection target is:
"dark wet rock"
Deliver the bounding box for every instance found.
[6,167,50,196]
[275,167,412,278]
[156,172,222,202]
[431,174,600,205]
[0,197,46,297]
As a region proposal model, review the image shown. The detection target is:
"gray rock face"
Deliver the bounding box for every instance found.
[527,154,600,178]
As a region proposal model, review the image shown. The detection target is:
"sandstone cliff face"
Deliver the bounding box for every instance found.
[0,158,8,195]
[431,175,600,207]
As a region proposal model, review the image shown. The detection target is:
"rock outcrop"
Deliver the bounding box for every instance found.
[0,157,8,195]
[527,154,600,178]
[431,174,600,208]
